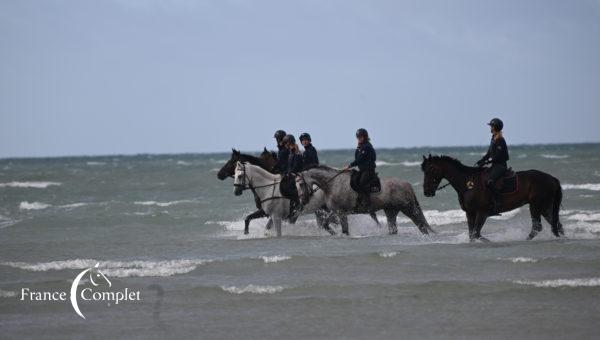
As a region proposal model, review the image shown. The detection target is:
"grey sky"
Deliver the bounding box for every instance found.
[1,0,599,158]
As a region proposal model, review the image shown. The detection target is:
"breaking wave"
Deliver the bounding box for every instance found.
[562,183,600,191]
[1,258,213,278]
[541,154,569,159]
[134,200,195,207]
[19,201,51,210]
[258,255,291,263]
[378,251,398,258]
[514,277,600,288]
[0,181,61,188]
[220,285,286,294]
[498,257,538,263]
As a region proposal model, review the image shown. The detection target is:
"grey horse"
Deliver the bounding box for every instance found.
[296,166,434,235]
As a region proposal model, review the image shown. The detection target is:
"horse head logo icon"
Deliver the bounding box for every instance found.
[70,263,111,319]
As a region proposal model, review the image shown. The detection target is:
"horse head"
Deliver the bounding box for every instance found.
[233,161,247,196]
[217,148,241,180]
[421,154,444,197]
[295,172,313,206]
[259,147,278,171]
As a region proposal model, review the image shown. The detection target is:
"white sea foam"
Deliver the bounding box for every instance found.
[59,202,89,209]
[498,257,538,263]
[19,201,51,210]
[0,215,18,229]
[259,255,291,263]
[1,258,213,278]
[134,200,194,207]
[541,154,569,159]
[562,183,600,191]
[86,161,105,166]
[0,289,17,298]
[421,210,467,226]
[220,285,285,294]
[0,181,61,188]
[401,161,422,167]
[176,160,191,166]
[517,154,528,159]
[514,277,600,288]
[375,161,401,166]
[566,212,600,222]
[379,251,398,258]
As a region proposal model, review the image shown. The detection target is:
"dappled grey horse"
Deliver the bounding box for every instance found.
[296,166,434,235]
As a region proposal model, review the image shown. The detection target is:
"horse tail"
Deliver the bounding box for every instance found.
[552,177,563,229]
[410,189,435,234]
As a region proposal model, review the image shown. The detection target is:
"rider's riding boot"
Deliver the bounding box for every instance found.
[486,180,501,216]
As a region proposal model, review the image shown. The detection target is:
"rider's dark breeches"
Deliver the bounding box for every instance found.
[357,169,375,193]
[486,164,507,192]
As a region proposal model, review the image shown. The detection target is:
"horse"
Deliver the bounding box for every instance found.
[234,161,342,236]
[420,154,564,242]
[296,166,434,235]
[217,149,274,231]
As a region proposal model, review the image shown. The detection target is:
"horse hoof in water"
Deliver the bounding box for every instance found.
[527,231,538,240]
[470,236,491,243]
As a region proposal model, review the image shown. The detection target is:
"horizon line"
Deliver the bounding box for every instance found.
[1,141,598,161]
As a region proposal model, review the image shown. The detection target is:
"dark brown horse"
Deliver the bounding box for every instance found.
[420,155,564,242]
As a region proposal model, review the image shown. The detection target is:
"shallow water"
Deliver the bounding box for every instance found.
[1,144,600,339]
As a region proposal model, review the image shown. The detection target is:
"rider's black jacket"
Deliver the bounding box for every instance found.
[302,144,319,169]
[350,141,377,171]
[479,136,509,166]
[287,151,304,174]
[274,145,289,173]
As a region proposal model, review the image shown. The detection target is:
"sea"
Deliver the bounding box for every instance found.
[1,143,599,339]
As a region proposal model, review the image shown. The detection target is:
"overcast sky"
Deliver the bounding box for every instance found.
[1,0,599,158]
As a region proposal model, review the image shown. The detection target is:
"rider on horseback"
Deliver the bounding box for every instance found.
[273,130,289,174]
[282,134,303,216]
[299,132,319,169]
[345,128,377,211]
[476,118,510,215]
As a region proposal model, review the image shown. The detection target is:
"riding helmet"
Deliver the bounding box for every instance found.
[282,134,296,145]
[487,118,504,131]
[299,132,311,142]
[274,130,287,140]
[356,128,369,139]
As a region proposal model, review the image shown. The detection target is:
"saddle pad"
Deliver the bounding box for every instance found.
[499,175,518,194]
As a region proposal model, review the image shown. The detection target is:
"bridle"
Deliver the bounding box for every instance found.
[296,168,346,201]
[234,163,288,203]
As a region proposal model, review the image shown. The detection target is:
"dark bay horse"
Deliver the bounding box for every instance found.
[420,155,564,241]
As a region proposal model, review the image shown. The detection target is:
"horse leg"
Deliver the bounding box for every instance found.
[339,214,349,235]
[273,217,282,237]
[244,209,267,234]
[384,209,398,235]
[527,205,543,240]
[369,212,381,226]
[265,218,273,230]
[467,211,475,239]
[542,208,563,238]
[472,213,490,242]
[399,203,432,235]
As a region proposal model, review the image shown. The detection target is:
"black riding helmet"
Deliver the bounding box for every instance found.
[487,118,504,131]
[274,130,286,141]
[356,128,369,139]
[299,132,311,142]
[282,134,296,145]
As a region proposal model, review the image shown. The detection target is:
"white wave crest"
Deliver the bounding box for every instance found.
[259,255,291,263]
[498,257,538,263]
[19,201,51,210]
[1,258,213,278]
[375,161,401,167]
[0,215,19,229]
[379,251,398,258]
[514,277,600,288]
[176,161,191,166]
[86,161,105,166]
[562,183,600,191]
[541,154,569,159]
[566,212,600,222]
[221,285,285,294]
[0,181,61,188]
[0,289,17,298]
[401,161,422,167]
[134,200,194,207]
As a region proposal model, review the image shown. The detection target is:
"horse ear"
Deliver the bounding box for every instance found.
[263,147,268,152]
[428,153,432,160]
[422,155,426,161]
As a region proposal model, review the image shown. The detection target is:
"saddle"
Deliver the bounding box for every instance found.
[350,170,381,194]
[482,168,518,194]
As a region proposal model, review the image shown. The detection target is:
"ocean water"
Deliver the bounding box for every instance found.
[1,144,600,339]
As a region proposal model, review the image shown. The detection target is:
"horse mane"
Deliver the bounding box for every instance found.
[423,155,480,173]
[242,162,280,180]
[237,153,266,167]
